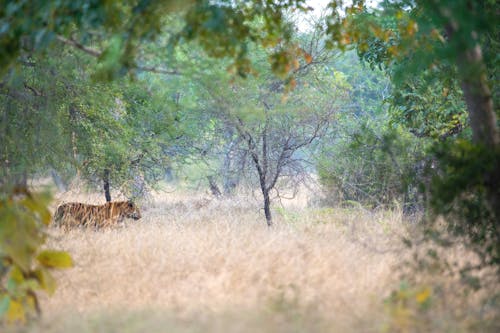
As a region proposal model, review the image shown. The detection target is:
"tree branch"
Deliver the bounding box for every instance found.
[56,35,102,57]
[56,35,181,76]
[23,82,43,96]
[135,65,180,75]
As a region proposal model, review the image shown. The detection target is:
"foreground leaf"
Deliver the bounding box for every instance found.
[6,299,25,324]
[36,251,73,268]
[33,269,57,295]
[0,295,10,317]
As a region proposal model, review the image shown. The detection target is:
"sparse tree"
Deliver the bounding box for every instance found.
[197,47,349,225]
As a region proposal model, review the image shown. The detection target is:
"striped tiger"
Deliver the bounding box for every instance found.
[53,201,141,229]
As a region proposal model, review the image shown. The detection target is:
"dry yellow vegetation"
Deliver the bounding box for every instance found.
[8,187,499,333]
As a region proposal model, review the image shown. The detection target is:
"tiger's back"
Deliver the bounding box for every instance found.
[53,201,141,229]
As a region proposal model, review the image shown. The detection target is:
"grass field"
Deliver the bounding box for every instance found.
[8,186,499,332]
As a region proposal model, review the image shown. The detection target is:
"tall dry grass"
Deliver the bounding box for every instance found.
[8,186,499,332]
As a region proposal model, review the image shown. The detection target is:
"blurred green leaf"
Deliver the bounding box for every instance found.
[34,268,57,295]
[1,189,72,324]
[0,295,10,317]
[37,250,73,269]
[6,299,25,324]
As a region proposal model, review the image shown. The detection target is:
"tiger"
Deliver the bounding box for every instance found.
[53,200,141,229]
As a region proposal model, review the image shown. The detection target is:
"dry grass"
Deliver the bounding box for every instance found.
[8,186,500,332]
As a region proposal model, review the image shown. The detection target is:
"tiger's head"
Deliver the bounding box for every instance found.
[120,200,142,220]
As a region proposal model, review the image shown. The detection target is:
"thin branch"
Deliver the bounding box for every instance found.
[56,34,180,76]
[56,35,101,57]
[23,82,43,96]
[0,82,43,98]
[135,65,180,75]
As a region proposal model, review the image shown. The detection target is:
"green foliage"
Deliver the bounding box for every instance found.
[336,1,499,276]
[0,0,315,81]
[66,63,184,197]
[318,118,427,210]
[328,0,499,80]
[0,188,72,324]
[331,50,389,117]
[314,50,433,210]
[0,59,65,183]
[346,6,469,141]
[429,140,500,267]
[173,0,313,78]
[190,40,347,195]
[388,68,468,140]
[315,52,426,210]
[0,0,191,78]
[1,42,183,198]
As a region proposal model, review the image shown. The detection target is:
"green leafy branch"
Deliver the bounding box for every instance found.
[0,187,72,325]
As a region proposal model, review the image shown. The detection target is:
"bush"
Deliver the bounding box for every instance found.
[317,119,428,211]
[428,140,500,270]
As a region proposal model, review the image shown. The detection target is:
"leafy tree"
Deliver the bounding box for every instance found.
[328,50,390,117]
[0,0,314,81]
[322,0,499,269]
[0,54,68,186]
[1,44,179,200]
[313,50,428,210]
[387,68,468,140]
[338,6,469,141]
[326,0,499,203]
[191,42,347,225]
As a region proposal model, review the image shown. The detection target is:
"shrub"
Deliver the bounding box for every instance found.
[317,120,427,212]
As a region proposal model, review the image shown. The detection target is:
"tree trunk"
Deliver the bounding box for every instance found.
[457,45,499,147]
[164,166,174,182]
[261,107,272,226]
[131,171,146,199]
[72,131,79,177]
[253,151,272,226]
[263,188,272,227]
[456,42,500,218]
[103,168,111,202]
[69,104,80,178]
[50,169,67,192]
[16,172,28,189]
[222,144,235,195]
[207,175,222,198]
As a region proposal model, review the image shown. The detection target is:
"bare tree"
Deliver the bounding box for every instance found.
[233,100,336,226]
[200,62,346,225]
[190,27,348,225]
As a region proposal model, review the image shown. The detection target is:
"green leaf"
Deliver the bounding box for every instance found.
[6,299,25,324]
[0,216,39,272]
[36,251,73,269]
[21,193,53,226]
[20,278,41,292]
[0,295,10,317]
[7,266,24,294]
[34,268,57,295]
[25,292,39,315]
